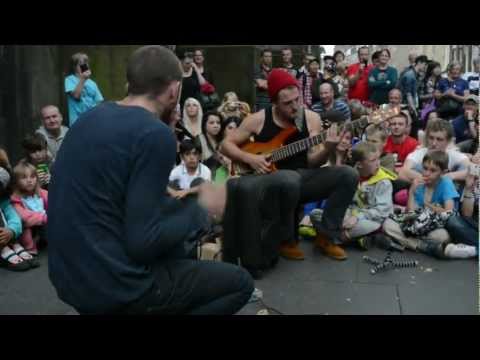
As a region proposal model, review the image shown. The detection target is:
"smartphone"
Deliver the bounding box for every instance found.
[80,63,89,73]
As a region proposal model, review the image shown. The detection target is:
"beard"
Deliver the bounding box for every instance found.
[160,104,176,125]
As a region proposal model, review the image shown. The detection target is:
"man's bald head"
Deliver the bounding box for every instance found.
[41,105,63,133]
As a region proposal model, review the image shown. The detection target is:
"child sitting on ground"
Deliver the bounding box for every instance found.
[1,165,38,271]
[10,161,48,257]
[365,124,396,172]
[168,139,212,200]
[22,134,52,190]
[383,150,459,258]
[334,142,396,249]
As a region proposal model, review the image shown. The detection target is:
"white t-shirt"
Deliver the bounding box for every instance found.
[406,147,469,173]
[169,163,211,190]
[463,72,479,94]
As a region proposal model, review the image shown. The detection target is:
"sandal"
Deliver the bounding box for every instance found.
[27,257,40,269]
[0,252,31,272]
[15,248,33,261]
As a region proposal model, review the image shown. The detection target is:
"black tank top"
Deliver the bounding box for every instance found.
[254,106,309,170]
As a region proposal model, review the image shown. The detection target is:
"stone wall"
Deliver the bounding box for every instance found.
[0,46,63,163]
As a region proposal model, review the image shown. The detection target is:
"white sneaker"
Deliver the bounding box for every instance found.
[444,244,477,259]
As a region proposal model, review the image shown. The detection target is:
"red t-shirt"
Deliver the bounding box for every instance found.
[383,136,419,164]
[347,63,374,102]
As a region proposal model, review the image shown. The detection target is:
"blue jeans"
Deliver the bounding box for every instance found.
[117,260,254,315]
[445,215,478,250]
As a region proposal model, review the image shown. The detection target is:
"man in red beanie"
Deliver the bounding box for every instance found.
[221,69,359,261]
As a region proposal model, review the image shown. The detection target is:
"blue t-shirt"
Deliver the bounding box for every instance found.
[21,195,46,215]
[436,77,469,96]
[414,176,459,208]
[65,75,104,126]
[452,115,471,143]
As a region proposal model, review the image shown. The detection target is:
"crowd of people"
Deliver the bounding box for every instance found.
[0,45,478,315]
[173,46,479,262]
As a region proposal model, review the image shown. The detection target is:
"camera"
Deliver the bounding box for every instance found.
[325,63,336,73]
[80,63,89,73]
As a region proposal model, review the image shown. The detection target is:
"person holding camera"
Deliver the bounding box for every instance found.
[347,46,374,102]
[65,53,104,127]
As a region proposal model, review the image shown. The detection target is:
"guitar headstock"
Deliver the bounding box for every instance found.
[368,105,401,125]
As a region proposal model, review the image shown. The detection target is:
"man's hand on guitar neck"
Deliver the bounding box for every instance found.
[246,153,272,174]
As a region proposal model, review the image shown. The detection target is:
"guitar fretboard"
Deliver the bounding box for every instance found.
[270,116,370,163]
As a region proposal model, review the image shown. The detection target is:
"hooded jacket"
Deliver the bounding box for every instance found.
[351,167,396,223]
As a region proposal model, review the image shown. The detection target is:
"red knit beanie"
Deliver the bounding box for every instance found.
[267,68,299,100]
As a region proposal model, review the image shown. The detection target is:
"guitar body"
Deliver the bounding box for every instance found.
[229,105,398,177]
[232,127,298,176]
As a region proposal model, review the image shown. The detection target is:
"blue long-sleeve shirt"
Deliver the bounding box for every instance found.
[48,102,209,314]
[0,199,22,239]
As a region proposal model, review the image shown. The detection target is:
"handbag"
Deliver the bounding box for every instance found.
[390,207,454,237]
[420,99,436,123]
[437,97,462,115]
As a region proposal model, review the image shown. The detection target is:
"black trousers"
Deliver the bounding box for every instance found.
[297,165,359,244]
[116,259,254,315]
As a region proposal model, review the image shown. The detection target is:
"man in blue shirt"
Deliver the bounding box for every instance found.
[65,53,104,127]
[452,95,479,150]
[49,46,253,315]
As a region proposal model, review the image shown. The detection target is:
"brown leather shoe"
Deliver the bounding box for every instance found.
[314,234,348,261]
[279,241,305,261]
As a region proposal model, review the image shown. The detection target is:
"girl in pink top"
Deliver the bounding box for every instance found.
[10,161,48,256]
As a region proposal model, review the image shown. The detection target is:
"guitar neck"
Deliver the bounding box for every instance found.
[270,116,370,163]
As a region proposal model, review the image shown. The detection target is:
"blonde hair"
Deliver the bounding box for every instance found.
[351,141,379,164]
[0,148,11,170]
[223,92,239,103]
[12,160,40,196]
[365,124,388,142]
[182,98,203,137]
[70,52,89,74]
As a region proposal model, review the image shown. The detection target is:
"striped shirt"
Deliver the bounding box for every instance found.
[311,99,351,121]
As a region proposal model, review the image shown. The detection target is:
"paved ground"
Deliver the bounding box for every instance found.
[0,240,478,315]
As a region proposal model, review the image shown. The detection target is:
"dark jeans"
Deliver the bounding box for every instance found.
[445,215,479,249]
[298,166,359,244]
[117,260,254,315]
[392,179,411,194]
[257,170,301,246]
[169,178,205,191]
